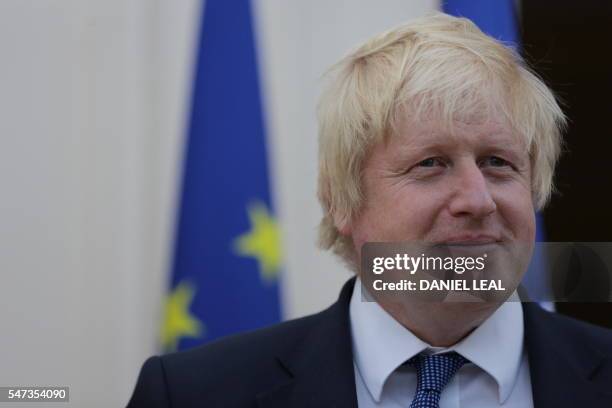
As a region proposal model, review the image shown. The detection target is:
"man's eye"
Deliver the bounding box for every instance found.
[418,158,443,167]
[483,156,511,167]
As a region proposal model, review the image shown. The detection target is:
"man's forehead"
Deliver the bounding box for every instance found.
[389,115,526,152]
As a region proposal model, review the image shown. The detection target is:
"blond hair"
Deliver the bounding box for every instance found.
[317,13,566,268]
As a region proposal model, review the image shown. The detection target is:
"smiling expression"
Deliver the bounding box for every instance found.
[342,111,536,265]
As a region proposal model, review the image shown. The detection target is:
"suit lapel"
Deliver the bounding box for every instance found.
[256,278,358,408]
[523,302,611,407]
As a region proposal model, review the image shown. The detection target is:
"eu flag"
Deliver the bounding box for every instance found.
[161,0,282,352]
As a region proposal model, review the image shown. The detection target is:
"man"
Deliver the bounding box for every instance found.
[128,13,612,407]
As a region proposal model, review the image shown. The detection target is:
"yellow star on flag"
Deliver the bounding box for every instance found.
[160,281,204,352]
[234,201,282,283]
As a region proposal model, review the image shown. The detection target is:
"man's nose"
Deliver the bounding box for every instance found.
[448,162,496,218]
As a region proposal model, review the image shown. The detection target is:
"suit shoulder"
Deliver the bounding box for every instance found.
[158,307,336,388]
[128,307,337,407]
[530,304,612,354]
[129,310,332,407]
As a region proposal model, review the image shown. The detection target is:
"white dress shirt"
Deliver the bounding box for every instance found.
[349,278,534,407]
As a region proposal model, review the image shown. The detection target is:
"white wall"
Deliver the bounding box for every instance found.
[0,1,201,406]
[0,1,435,406]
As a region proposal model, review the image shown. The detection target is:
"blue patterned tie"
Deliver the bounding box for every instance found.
[407,352,468,408]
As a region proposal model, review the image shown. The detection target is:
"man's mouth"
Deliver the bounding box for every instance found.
[439,234,501,245]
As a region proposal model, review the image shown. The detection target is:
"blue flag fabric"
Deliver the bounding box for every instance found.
[162,0,282,352]
[443,0,552,302]
[443,0,518,46]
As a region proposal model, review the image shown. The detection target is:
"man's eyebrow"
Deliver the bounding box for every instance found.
[394,133,529,156]
[392,131,451,151]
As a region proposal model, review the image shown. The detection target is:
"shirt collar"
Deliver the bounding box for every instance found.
[349,278,524,404]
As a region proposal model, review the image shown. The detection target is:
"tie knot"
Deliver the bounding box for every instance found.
[408,352,468,394]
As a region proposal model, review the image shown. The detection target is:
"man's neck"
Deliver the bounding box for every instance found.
[377,298,501,347]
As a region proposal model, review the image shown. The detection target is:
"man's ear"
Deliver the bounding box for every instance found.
[333,212,352,236]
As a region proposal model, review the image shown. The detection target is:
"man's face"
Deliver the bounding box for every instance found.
[344,111,535,278]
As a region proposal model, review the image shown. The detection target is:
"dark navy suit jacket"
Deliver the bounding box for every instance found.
[128,278,612,407]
